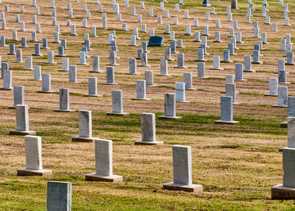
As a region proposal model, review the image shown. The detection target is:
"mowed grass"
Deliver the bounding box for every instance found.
[0,111,288,210]
[0,0,294,210]
[2,178,295,211]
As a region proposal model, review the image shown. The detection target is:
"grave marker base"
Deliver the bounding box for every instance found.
[177,100,189,103]
[272,184,295,200]
[38,91,55,94]
[0,87,12,90]
[9,130,36,135]
[138,64,151,68]
[236,79,246,82]
[107,112,129,116]
[272,104,288,108]
[87,94,102,97]
[104,83,118,85]
[215,120,239,124]
[132,98,151,101]
[264,93,278,97]
[174,66,187,69]
[167,58,175,61]
[210,67,224,71]
[163,182,203,194]
[85,173,123,183]
[17,169,52,176]
[54,109,73,112]
[108,63,119,66]
[135,140,163,145]
[89,71,102,73]
[280,121,287,128]
[279,82,290,85]
[146,83,157,87]
[199,76,209,79]
[72,136,95,142]
[252,61,263,64]
[159,115,181,120]
[221,61,232,64]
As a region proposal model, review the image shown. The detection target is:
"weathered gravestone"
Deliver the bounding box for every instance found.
[133,80,150,100]
[56,88,71,112]
[47,181,72,211]
[88,77,98,97]
[136,113,162,145]
[160,93,181,119]
[9,104,36,135]
[272,119,295,199]
[107,90,128,115]
[215,96,238,124]
[40,74,53,93]
[163,145,203,194]
[12,85,24,107]
[17,135,52,176]
[85,139,123,182]
[72,110,94,142]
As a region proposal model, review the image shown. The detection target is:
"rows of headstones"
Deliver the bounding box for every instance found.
[1,0,292,123]
[0,0,295,208]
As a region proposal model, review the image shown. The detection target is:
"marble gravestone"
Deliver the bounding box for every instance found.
[17,135,52,176]
[215,96,238,124]
[160,93,181,119]
[56,88,72,112]
[136,113,162,145]
[72,110,94,142]
[85,139,123,182]
[9,104,36,135]
[107,90,128,115]
[163,145,203,194]
[272,119,295,199]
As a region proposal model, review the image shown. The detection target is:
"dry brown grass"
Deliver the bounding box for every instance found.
[0,0,294,210]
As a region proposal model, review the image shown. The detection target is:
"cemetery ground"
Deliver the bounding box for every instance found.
[0,0,295,210]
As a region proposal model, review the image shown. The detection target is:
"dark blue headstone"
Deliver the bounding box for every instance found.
[148,36,163,47]
[202,0,211,7]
